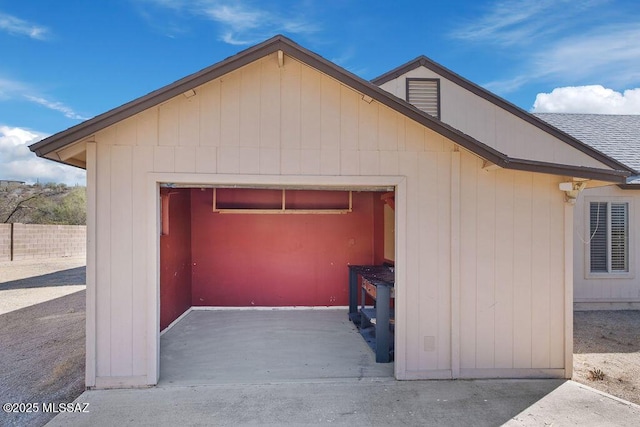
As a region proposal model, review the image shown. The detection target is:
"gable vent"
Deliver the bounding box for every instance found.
[407,78,440,119]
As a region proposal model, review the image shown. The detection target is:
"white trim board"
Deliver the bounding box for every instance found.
[160,306,351,336]
[159,307,193,336]
[192,305,350,311]
[147,172,407,386]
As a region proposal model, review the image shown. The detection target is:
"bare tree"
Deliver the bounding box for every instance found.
[2,194,42,223]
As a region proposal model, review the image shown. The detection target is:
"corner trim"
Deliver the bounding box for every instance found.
[159,307,193,336]
[94,376,153,389]
[458,368,566,379]
[400,369,453,380]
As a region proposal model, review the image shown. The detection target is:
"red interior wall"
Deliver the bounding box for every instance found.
[372,195,385,264]
[190,189,383,306]
[160,189,192,330]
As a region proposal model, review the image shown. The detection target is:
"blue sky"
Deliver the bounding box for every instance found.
[1,0,639,185]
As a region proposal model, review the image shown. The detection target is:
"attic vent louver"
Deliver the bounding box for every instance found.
[406,78,440,119]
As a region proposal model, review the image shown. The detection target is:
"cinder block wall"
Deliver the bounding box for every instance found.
[6,223,86,261]
[0,224,10,261]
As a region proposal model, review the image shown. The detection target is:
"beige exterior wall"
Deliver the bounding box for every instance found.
[85,52,571,387]
[574,185,640,308]
[458,159,567,377]
[378,67,611,170]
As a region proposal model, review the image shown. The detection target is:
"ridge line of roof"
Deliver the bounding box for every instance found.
[28,34,512,167]
[28,35,633,183]
[535,112,640,117]
[370,56,636,174]
[29,35,291,155]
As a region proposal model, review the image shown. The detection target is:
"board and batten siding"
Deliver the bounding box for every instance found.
[574,185,640,308]
[458,158,566,376]
[86,51,571,387]
[378,68,611,171]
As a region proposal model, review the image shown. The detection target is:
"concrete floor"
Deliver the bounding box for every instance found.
[159,309,393,385]
[47,308,640,426]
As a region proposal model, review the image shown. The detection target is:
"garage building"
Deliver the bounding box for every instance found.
[30,35,633,388]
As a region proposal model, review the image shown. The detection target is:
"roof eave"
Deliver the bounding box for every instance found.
[506,158,629,183]
[30,36,297,156]
[371,56,635,175]
[28,35,507,167]
[29,35,634,184]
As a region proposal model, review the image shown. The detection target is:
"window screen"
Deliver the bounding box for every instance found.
[610,203,629,272]
[589,201,628,273]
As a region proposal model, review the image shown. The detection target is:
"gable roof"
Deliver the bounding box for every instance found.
[372,56,636,177]
[535,113,640,186]
[30,35,633,183]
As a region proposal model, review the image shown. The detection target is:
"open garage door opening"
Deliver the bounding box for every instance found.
[158,185,396,385]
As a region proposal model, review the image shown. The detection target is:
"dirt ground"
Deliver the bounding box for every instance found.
[573,310,640,405]
[0,258,638,425]
[0,258,86,427]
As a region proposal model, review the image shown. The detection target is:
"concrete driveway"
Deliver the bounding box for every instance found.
[46,378,639,426]
[3,261,636,426]
[46,309,640,426]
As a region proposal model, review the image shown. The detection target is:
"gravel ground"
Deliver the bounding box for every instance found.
[0,258,86,427]
[0,258,638,425]
[573,310,640,405]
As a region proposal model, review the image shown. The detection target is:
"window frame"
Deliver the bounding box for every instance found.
[584,196,634,279]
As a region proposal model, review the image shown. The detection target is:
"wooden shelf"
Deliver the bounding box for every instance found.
[213,188,352,214]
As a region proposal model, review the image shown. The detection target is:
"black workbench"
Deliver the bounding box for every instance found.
[348,265,394,363]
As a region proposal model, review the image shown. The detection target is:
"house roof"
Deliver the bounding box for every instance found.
[535,113,640,170]
[29,35,633,183]
[372,56,635,176]
[535,113,640,186]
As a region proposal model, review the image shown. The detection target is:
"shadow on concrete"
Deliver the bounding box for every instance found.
[40,308,640,426]
[0,266,86,291]
[46,379,575,426]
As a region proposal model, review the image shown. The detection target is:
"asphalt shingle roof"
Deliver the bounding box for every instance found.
[535,113,640,177]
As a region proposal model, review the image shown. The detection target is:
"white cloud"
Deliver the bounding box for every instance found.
[451,0,640,95]
[0,75,89,120]
[480,22,640,93]
[483,75,531,94]
[450,0,611,47]
[532,85,640,114]
[204,4,263,31]
[450,0,562,46]
[23,95,90,120]
[137,0,318,45]
[0,76,28,100]
[221,32,254,46]
[0,126,86,185]
[0,12,49,40]
[531,24,640,87]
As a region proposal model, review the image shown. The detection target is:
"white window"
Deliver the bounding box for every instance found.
[589,201,629,273]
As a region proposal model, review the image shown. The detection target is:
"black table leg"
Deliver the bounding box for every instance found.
[348,268,359,323]
[375,285,391,363]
